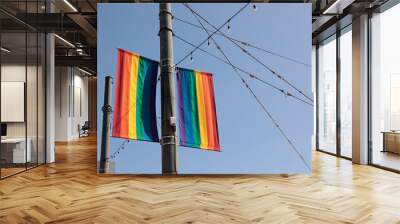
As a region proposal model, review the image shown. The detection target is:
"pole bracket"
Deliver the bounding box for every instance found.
[160,136,176,146]
[102,104,113,113]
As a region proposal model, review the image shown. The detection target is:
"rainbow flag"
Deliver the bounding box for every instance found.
[112,48,159,142]
[176,68,220,151]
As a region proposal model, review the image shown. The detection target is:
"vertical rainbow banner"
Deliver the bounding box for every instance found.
[176,68,220,151]
[112,48,159,142]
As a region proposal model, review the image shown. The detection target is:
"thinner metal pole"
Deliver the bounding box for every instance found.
[336,29,341,157]
[159,3,177,175]
[99,76,112,173]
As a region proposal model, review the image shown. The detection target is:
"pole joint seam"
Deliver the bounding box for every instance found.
[158,27,173,36]
[159,10,172,17]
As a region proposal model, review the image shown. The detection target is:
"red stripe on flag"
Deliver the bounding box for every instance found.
[207,75,220,150]
[112,49,133,138]
[112,49,123,136]
[201,73,216,150]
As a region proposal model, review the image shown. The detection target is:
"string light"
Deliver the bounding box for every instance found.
[207,38,210,47]
[173,16,311,67]
[190,52,193,61]
[174,16,313,106]
[108,140,130,160]
[227,20,231,32]
[182,4,313,103]
[253,4,257,12]
[174,3,250,67]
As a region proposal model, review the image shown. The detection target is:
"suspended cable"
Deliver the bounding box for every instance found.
[111,117,162,161]
[250,74,313,106]
[173,34,312,107]
[174,3,250,67]
[173,16,311,68]
[182,4,313,104]
[237,40,311,68]
[108,139,130,161]
[242,81,312,171]
[183,4,311,171]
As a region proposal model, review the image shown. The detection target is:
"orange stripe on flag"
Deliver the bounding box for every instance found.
[202,73,215,149]
[120,52,133,138]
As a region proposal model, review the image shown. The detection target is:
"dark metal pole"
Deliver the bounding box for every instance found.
[159,3,177,175]
[99,76,112,173]
[315,44,319,151]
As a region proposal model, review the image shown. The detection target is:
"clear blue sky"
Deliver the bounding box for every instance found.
[97,3,312,174]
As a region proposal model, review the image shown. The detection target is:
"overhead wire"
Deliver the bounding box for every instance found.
[173,34,312,107]
[174,3,250,68]
[183,3,311,171]
[173,16,311,68]
[182,3,313,104]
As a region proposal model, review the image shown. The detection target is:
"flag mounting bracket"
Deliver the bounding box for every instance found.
[169,116,176,127]
[159,58,173,67]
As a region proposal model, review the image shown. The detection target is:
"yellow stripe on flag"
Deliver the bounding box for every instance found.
[195,71,208,149]
[129,54,139,139]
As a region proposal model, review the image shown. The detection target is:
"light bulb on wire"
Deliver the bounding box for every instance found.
[190,53,193,61]
[227,20,231,32]
[207,39,210,47]
[253,4,257,12]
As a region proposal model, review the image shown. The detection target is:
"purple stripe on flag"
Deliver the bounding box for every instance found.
[177,71,187,144]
